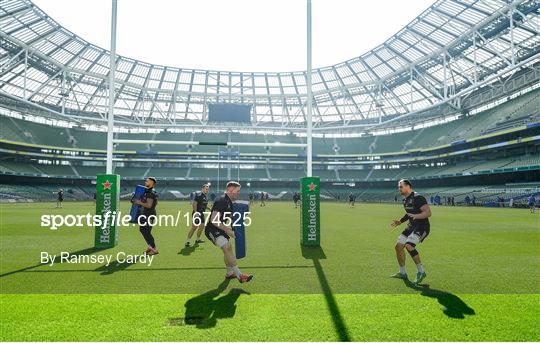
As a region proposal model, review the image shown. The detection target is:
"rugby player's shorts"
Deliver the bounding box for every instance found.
[397,225,430,245]
[205,226,230,248]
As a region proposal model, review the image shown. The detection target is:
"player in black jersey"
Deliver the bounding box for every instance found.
[132,177,159,255]
[185,183,209,247]
[390,179,431,284]
[56,189,64,208]
[260,191,266,207]
[348,193,356,207]
[293,192,300,208]
[205,181,253,283]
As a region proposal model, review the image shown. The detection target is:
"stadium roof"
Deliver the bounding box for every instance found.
[0,0,539,130]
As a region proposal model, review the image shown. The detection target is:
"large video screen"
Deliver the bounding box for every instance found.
[208,103,252,123]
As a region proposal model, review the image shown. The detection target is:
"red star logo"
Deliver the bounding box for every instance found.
[102,180,112,190]
[308,182,316,191]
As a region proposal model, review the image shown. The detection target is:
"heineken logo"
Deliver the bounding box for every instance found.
[95,174,119,248]
[308,182,317,191]
[307,193,317,241]
[102,180,112,190]
[99,192,112,243]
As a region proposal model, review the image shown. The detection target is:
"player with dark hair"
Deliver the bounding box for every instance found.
[205,181,253,283]
[56,188,64,208]
[390,179,431,284]
[293,192,300,208]
[348,193,356,207]
[529,194,536,213]
[260,191,266,207]
[132,177,159,255]
[185,183,209,247]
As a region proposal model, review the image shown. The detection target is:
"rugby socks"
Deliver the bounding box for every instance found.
[399,265,407,275]
[232,265,241,277]
[416,263,424,273]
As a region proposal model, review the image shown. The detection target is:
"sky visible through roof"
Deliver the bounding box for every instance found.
[33,0,435,72]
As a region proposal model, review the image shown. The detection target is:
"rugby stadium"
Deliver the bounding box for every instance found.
[0,0,539,341]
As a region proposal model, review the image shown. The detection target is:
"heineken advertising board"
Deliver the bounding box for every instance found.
[300,176,320,246]
[94,174,120,248]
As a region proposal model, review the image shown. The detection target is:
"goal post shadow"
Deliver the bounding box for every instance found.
[301,245,351,342]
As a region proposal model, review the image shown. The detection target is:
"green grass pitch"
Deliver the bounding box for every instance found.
[1,200,539,341]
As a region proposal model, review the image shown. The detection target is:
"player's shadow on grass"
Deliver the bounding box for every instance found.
[402,279,475,319]
[178,243,200,256]
[94,260,136,275]
[0,247,108,278]
[176,279,250,329]
[302,245,351,342]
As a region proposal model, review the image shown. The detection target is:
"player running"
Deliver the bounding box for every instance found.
[132,177,159,255]
[205,181,253,283]
[185,183,209,247]
[56,188,64,208]
[390,179,431,284]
